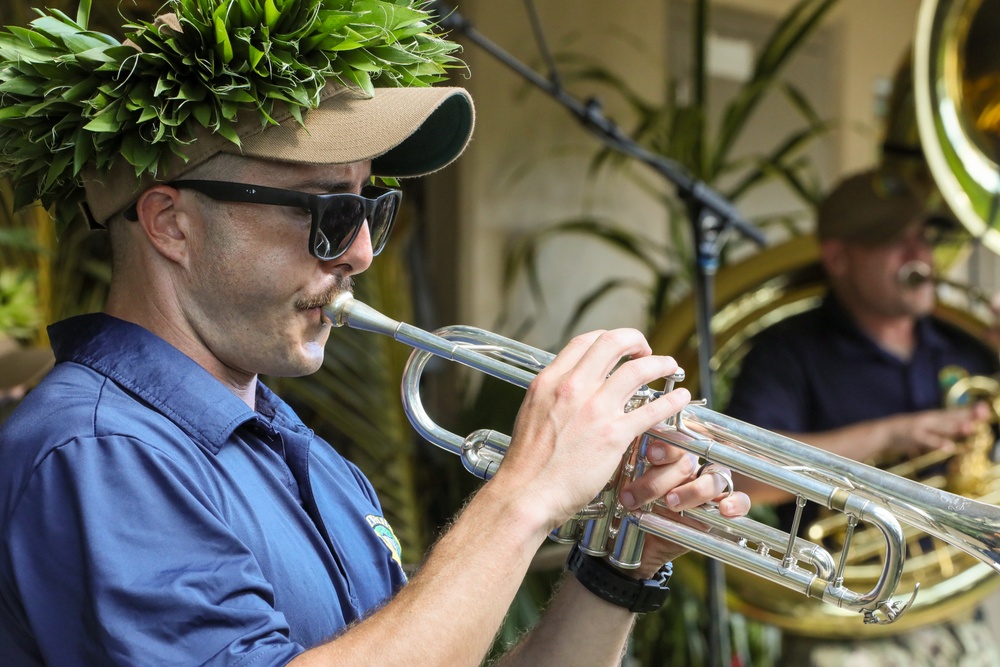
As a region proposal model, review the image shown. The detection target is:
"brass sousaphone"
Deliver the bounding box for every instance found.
[649,0,1000,637]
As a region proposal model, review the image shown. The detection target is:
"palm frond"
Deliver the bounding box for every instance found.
[711,0,837,173]
[559,276,653,341]
[722,122,830,201]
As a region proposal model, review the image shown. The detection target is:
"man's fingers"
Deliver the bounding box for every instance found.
[718,491,751,517]
[539,329,606,378]
[537,329,683,419]
[619,451,698,509]
[621,458,742,512]
[661,468,732,511]
[558,328,653,387]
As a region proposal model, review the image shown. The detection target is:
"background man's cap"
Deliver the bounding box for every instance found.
[817,168,958,244]
[0,336,54,393]
[83,83,475,226]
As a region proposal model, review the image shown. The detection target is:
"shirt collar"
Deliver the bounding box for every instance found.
[47,313,301,453]
[821,293,947,358]
[915,313,949,351]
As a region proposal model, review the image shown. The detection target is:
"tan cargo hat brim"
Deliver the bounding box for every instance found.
[83,83,474,226]
[817,168,958,245]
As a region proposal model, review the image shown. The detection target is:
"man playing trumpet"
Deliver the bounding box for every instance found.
[0,2,748,665]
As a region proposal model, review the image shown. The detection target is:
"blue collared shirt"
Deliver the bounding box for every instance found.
[0,314,407,665]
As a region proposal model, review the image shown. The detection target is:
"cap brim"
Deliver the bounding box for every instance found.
[236,86,474,178]
[84,84,475,226]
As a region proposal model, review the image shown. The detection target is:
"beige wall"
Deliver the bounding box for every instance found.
[438,0,923,340]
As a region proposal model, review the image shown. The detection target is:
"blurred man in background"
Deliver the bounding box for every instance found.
[727,168,1000,666]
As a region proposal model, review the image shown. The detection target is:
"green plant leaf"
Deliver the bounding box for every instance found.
[560,277,650,340]
[711,0,837,174]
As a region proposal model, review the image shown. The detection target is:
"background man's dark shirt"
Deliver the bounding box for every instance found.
[725,293,999,531]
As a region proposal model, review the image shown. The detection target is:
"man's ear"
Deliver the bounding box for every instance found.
[819,238,848,279]
[133,185,191,264]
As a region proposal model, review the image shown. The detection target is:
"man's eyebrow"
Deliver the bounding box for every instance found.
[295,174,373,193]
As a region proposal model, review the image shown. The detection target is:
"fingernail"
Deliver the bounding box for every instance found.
[666,493,680,509]
[620,491,635,509]
[647,445,665,463]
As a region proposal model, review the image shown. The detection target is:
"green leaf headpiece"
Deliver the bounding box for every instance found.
[0,0,467,233]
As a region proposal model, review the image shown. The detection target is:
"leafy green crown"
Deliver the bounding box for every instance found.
[0,0,464,232]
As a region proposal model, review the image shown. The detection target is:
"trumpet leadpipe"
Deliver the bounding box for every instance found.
[326,291,544,390]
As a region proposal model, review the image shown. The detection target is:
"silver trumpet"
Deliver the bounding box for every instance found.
[324,293,1000,626]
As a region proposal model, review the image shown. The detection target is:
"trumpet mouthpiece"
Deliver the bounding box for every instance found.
[323,293,405,338]
[898,261,933,288]
[323,292,355,327]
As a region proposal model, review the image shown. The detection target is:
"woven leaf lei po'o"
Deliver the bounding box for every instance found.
[0,0,464,233]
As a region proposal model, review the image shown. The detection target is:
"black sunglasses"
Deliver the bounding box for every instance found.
[127,180,402,261]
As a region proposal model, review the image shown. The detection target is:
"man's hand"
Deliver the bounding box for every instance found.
[882,402,992,456]
[618,441,751,577]
[494,328,691,534]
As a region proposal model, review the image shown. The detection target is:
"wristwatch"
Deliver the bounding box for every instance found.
[565,544,672,613]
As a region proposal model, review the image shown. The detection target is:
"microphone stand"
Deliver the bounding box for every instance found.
[431,4,766,666]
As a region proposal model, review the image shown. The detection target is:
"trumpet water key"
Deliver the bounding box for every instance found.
[323,293,1000,625]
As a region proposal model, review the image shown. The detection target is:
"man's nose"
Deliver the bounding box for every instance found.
[329,220,374,275]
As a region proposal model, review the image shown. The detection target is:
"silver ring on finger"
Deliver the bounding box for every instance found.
[696,462,734,499]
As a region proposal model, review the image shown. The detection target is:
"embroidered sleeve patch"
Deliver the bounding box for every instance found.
[366,514,403,570]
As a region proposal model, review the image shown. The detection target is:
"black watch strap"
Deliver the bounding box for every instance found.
[565,544,672,613]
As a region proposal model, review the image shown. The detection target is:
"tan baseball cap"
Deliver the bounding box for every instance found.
[817,168,958,244]
[82,81,475,226]
[0,336,54,393]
